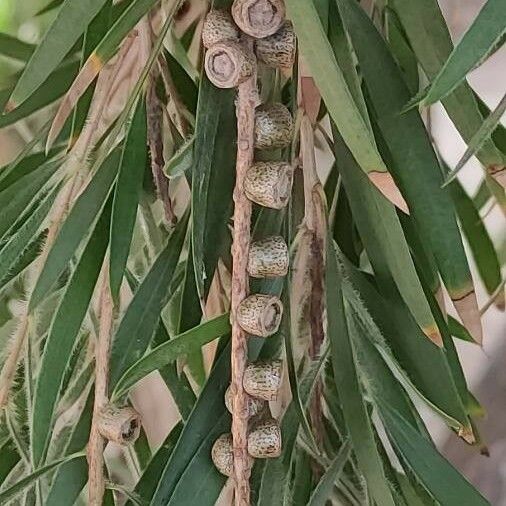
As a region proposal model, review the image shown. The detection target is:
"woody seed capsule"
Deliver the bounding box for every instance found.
[237,293,283,337]
[254,103,293,150]
[243,360,283,401]
[97,405,141,445]
[225,385,265,416]
[247,417,282,458]
[244,162,293,209]
[231,0,286,39]
[211,433,234,476]
[204,40,256,89]
[248,236,288,278]
[255,21,296,69]
[202,9,240,49]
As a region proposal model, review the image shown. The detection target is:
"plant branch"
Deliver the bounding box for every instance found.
[87,269,114,506]
[230,36,258,506]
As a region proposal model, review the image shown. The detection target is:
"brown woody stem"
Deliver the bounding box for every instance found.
[88,270,114,506]
[230,36,258,506]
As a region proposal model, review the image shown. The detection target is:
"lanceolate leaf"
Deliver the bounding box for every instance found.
[391,0,505,170]
[29,147,120,310]
[337,0,482,343]
[285,0,407,211]
[0,33,35,61]
[49,0,163,136]
[419,0,506,106]
[45,392,94,506]
[31,202,110,466]
[111,313,230,399]
[110,98,147,303]
[445,93,506,187]
[326,240,396,506]
[307,440,351,506]
[9,0,109,107]
[163,136,194,179]
[0,185,60,291]
[192,74,236,302]
[380,405,488,506]
[333,128,441,344]
[109,212,189,390]
[0,453,84,504]
[128,423,183,505]
[450,180,503,306]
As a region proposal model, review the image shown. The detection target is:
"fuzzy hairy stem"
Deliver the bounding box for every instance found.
[87,271,114,506]
[230,36,258,506]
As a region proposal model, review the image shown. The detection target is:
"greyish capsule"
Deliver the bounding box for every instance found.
[244,162,293,209]
[255,21,296,68]
[237,294,283,337]
[202,9,240,49]
[243,360,283,401]
[231,0,286,39]
[254,103,293,150]
[224,385,265,416]
[97,405,141,446]
[204,40,256,89]
[248,236,289,278]
[247,417,282,458]
[211,433,234,476]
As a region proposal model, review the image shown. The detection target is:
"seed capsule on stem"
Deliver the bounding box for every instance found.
[243,360,283,401]
[202,9,240,49]
[204,40,256,89]
[212,433,235,476]
[247,417,282,458]
[254,103,293,150]
[97,405,141,446]
[248,236,288,278]
[255,21,296,68]
[244,162,293,209]
[231,0,286,39]
[237,293,283,337]
[225,385,265,416]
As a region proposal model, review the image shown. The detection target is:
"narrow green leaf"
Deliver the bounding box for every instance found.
[45,391,94,506]
[448,316,476,344]
[391,0,505,169]
[128,423,183,505]
[0,160,58,242]
[332,126,440,343]
[340,253,470,430]
[31,202,110,465]
[285,0,387,177]
[149,344,231,506]
[420,0,506,106]
[109,212,189,390]
[111,314,230,399]
[444,92,506,185]
[308,441,351,506]
[10,0,109,106]
[70,0,113,141]
[163,136,194,179]
[381,405,489,506]
[337,0,477,329]
[175,237,206,387]
[0,453,84,504]
[450,180,502,300]
[0,186,59,291]
[30,147,120,310]
[0,33,35,61]
[192,75,236,301]
[110,98,147,302]
[326,240,396,506]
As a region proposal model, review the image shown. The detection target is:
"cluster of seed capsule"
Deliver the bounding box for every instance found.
[202,0,296,476]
